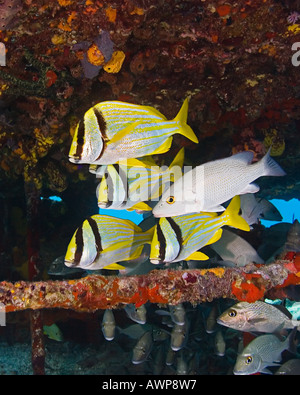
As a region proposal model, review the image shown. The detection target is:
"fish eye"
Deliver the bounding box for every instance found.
[245,356,253,364]
[166,196,175,204]
[228,309,237,317]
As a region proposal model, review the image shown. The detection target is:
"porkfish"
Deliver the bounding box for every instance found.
[68,99,198,165]
[150,195,250,264]
[153,148,286,218]
[96,148,185,212]
[64,215,155,270]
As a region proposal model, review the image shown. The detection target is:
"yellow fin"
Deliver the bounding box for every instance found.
[185,251,209,261]
[97,177,108,205]
[173,98,198,144]
[124,158,158,169]
[205,229,223,246]
[169,147,185,169]
[141,105,167,120]
[103,263,125,270]
[128,202,153,211]
[223,196,251,232]
[151,136,173,156]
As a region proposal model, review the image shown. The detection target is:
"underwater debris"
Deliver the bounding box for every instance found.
[0,252,300,313]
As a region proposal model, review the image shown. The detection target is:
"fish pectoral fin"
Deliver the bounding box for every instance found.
[247,317,267,325]
[150,136,173,156]
[125,157,157,169]
[108,121,141,144]
[185,251,209,261]
[205,229,223,246]
[103,263,126,270]
[129,202,153,211]
[239,183,260,195]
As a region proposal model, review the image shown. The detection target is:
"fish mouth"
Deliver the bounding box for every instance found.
[64,260,76,267]
[68,156,81,164]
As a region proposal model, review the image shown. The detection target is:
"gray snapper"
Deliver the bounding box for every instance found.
[218,300,300,333]
[153,149,286,217]
[233,328,297,375]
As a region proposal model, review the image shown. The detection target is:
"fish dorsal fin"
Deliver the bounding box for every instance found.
[185,251,209,261]
[174,97,189,124]
[141,105,167,120]
[273,304,293,319]
[169,147,185,169]
[231,151,254,164]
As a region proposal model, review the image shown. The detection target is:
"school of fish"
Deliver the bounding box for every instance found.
[62,98,300,374]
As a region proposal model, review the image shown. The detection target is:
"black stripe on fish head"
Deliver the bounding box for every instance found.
[74,225,84,265]
[90,108,107,162]
[165,217,182,260]
[156,222,166,263]
[87,217,103,261]
[73,120,85,161]
[93,108,108,141]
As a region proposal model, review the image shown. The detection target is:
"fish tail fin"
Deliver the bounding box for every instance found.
[173,98,198,144]
[260,148,286,177]
[223,196,251,232]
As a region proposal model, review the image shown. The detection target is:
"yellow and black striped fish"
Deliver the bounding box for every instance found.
[96,148,185,212]
[68,99,198,165]
[150,196,250,264]
[64,215,155,270]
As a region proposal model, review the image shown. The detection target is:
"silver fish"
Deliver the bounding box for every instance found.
[165,347,176,366]
[170,321,189,351]
[206,302,220,334]
[132,330,153,364]
[210,228,264,266]
[152,344,165,375]
[214,330,226,356]
[275,359,300,375]
[156,304,186,326]
[217,300,300,333]
[124,303,147,325]
[153,148,286,217]
[233,328,297,375]
[240,193,282,226]
[176,350,189,375]
[168,304,186,326]
[101,309,116,341]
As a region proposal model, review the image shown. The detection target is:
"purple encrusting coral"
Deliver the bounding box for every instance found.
[0,0,22,30]
[72,31,114,79]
